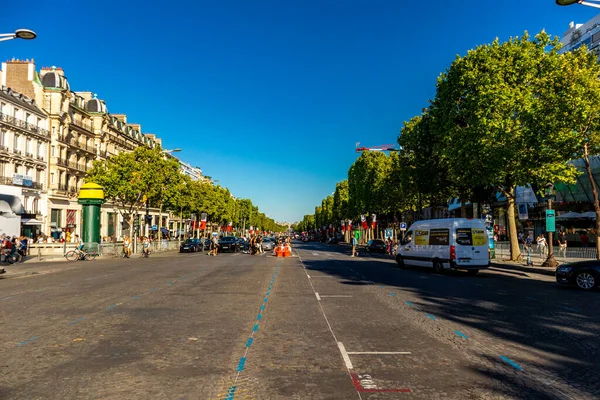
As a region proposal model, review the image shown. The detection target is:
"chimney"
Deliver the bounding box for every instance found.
[76,91,93,101]
[1,58,36,98]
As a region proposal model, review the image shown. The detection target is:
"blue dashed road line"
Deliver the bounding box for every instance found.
[17,336,40,346]
[106,304,117,310]
[425,313,437,320]
[257,313,262,321]
[389,292,396,297]
[500,355,523,371]
[68,317,85,325]
[225,385,237,400]
[406,301,414,306]
[246,338,253,347]
[454,330,469,339]
[237,356,246,372]
[558,305,579,312]
[253,323,259,332]
[132,295,140,299]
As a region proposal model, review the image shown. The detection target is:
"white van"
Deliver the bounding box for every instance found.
[395,218,490,275]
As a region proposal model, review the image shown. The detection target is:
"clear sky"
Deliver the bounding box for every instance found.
[3,1,598,222]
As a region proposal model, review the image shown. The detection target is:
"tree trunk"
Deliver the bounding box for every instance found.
[505,185,522,261]
[460,192,467,219]
[130,213,136,254]
[583,144,600,260]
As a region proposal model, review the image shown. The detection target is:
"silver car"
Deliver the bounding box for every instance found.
[261,237,274,251]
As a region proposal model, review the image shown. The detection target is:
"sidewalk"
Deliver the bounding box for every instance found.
[489,260,556,277]
[1,249,179,279]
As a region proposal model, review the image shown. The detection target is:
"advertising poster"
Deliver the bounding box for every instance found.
[414,230,429,246]
[472,228,487,246]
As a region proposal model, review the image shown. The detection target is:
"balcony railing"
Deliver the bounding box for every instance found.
[68,186,78,194]
[57,135,68,144]
[0,145,8,152]
[13,149,22,155]
[50,183,68,192]
[56,158,68,167]
[68,138,95,154]
[0,112,50,139]
[36,155,45,161]
[70,118,93,132]
[26,152,34,158]
[0,175,44,190]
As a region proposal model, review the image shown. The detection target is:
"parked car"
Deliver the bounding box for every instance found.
[556,260,600,290]
[262,237,274,251]
[218,236,239,253]
[237,237,248,252]
[366,239,386,253]
[180,238,202,253]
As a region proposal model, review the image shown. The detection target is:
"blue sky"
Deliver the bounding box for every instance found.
[3,1,598,222]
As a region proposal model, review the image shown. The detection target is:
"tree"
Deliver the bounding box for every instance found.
[554,46,600,259]
[433,31,581,261]
[86,146,166,237]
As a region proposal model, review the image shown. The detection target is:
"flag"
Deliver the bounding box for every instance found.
[329,224,333,233]
[249,226,253,234]
[200,212,207,230]
[348,220,352,231]
[341,219,346,233]
[361,214,368,230]
[371,213,377,229]
[228,221,233,232]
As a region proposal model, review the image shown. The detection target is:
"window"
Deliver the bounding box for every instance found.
[456,229,473,246]
[51,172,55,184]
[0,102,6,113]
[37,143,43,158]
[50,209,62,228]
[429,229,449,246]
[51,145,55,157]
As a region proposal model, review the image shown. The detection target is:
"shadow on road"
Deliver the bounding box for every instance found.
[297,241,600,399]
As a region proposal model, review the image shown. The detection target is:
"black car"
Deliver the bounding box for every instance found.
[556,261,600,290]
[365,239,387,253]
[218,236,239,253]
[180,238,202,253]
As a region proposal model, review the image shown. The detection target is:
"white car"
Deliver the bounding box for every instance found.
[261,238,274,251]
[396,218,490,275]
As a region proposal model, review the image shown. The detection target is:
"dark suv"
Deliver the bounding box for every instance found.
[218,236,239,253]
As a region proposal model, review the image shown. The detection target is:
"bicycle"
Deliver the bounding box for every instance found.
[1,249,22,264]
[64,248,98,262]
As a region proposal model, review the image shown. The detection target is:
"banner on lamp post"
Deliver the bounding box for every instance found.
[361,214,368,230]
[200,212,207,230]
[371,213,377,230]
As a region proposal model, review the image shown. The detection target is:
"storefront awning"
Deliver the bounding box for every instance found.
[21,218,43,225]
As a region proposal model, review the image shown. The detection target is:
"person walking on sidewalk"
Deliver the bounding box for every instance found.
[536,234,547,257]
[558,233,568,259]
[351,234,358,257]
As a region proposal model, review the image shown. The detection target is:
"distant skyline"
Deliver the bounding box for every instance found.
[3,1,598,221]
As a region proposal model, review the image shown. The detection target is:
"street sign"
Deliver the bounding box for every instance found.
[385,229,393,239]
[400,222,407,231]
[546,210,555,233]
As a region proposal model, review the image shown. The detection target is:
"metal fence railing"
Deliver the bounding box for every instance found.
[99,240,182,257]
[494,241,597,262]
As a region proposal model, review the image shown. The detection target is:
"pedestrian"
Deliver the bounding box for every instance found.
[536,234,547,257]
[558,233,568,259]
[580,231,589,248]
[351,233,358,257]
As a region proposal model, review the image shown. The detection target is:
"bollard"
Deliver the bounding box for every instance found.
[38,247,41,261]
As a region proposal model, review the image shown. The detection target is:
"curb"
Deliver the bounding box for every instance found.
[490,261,555,277]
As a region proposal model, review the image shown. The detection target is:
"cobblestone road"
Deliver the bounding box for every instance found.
[0,240,598,399]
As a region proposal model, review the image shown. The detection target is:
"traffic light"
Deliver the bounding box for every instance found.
[145,214,153,223]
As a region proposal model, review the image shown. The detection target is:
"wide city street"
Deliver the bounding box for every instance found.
[1,240,599,400]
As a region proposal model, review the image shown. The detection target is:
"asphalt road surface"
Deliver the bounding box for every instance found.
[1,240,598,399]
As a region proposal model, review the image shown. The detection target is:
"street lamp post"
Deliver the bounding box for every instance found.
[0,29,37,42]
[556,0,600,8]
[542,183,559,268]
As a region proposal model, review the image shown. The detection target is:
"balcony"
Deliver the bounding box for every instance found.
[36,155,45,162]
[26,152,34,158]
[70,118,93,133]
[57,135,68,144]
[68,186,78,194]
[68,138,95,154]
[55,158,68,167]
[0,175,44,190]
[13,149,22,156]
[0,112,50,140]
[67,160,88,172]
[0,145,8,152]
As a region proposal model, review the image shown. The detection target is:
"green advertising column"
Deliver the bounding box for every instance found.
[77,183,105,244]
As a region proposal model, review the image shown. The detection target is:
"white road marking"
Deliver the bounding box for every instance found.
[315,292,321,301]
[310,276,335,278]
[347,351,411,355]
[319,295,353,298]
[312,253,319,256]
[337,342,354,370]
[307,274,311,278]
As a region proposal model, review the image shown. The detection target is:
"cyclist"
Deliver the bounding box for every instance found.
[74,234,84,260]
[123,235,132,258]
[142,236,150,257]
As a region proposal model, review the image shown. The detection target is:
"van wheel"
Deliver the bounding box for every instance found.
[395,255,406,269]
[433,260,444,274]
[467,269,479,276]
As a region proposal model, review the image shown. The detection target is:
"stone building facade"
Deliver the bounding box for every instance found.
[0,59,188,242]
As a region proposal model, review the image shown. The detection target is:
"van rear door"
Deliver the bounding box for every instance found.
[454,221,489,268]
